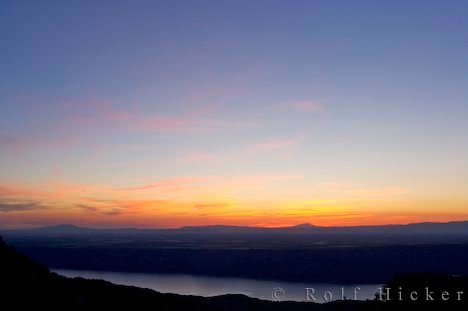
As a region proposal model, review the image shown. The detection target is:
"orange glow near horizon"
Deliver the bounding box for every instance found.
[1,179,467,229]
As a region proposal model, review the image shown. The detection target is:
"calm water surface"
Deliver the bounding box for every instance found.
[55,269,381,303]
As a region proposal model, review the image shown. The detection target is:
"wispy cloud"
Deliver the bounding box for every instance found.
[0,173,304,215]
[1,95,258,154]
[0,201,44,212]
[0,183,45,197]
[73,102,254,134]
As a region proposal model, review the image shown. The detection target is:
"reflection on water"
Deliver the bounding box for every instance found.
[55,269,381,303]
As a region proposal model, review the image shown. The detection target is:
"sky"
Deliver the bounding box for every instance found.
[1,0,468,229]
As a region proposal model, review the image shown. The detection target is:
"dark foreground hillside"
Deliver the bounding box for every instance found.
[0,235,466,310]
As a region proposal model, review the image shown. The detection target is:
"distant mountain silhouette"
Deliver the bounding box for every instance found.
[291,223,317,228]
[0,235,466,310]
[5,220,468,235]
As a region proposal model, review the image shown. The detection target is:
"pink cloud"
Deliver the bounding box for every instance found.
[0,183,47,197]
[71,102,254,134]
[290,100,324,113]
[2,91,258,154]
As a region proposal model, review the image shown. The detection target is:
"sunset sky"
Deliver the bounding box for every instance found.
[1,0,468,229]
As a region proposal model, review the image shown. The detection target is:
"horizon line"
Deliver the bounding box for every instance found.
[3,219,468,231]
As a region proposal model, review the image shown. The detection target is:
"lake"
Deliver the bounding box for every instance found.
[54,269,382,303]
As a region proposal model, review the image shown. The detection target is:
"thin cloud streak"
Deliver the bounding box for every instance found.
[1,96,259,154]
[76,102,256,133]
[0,201,45,212]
